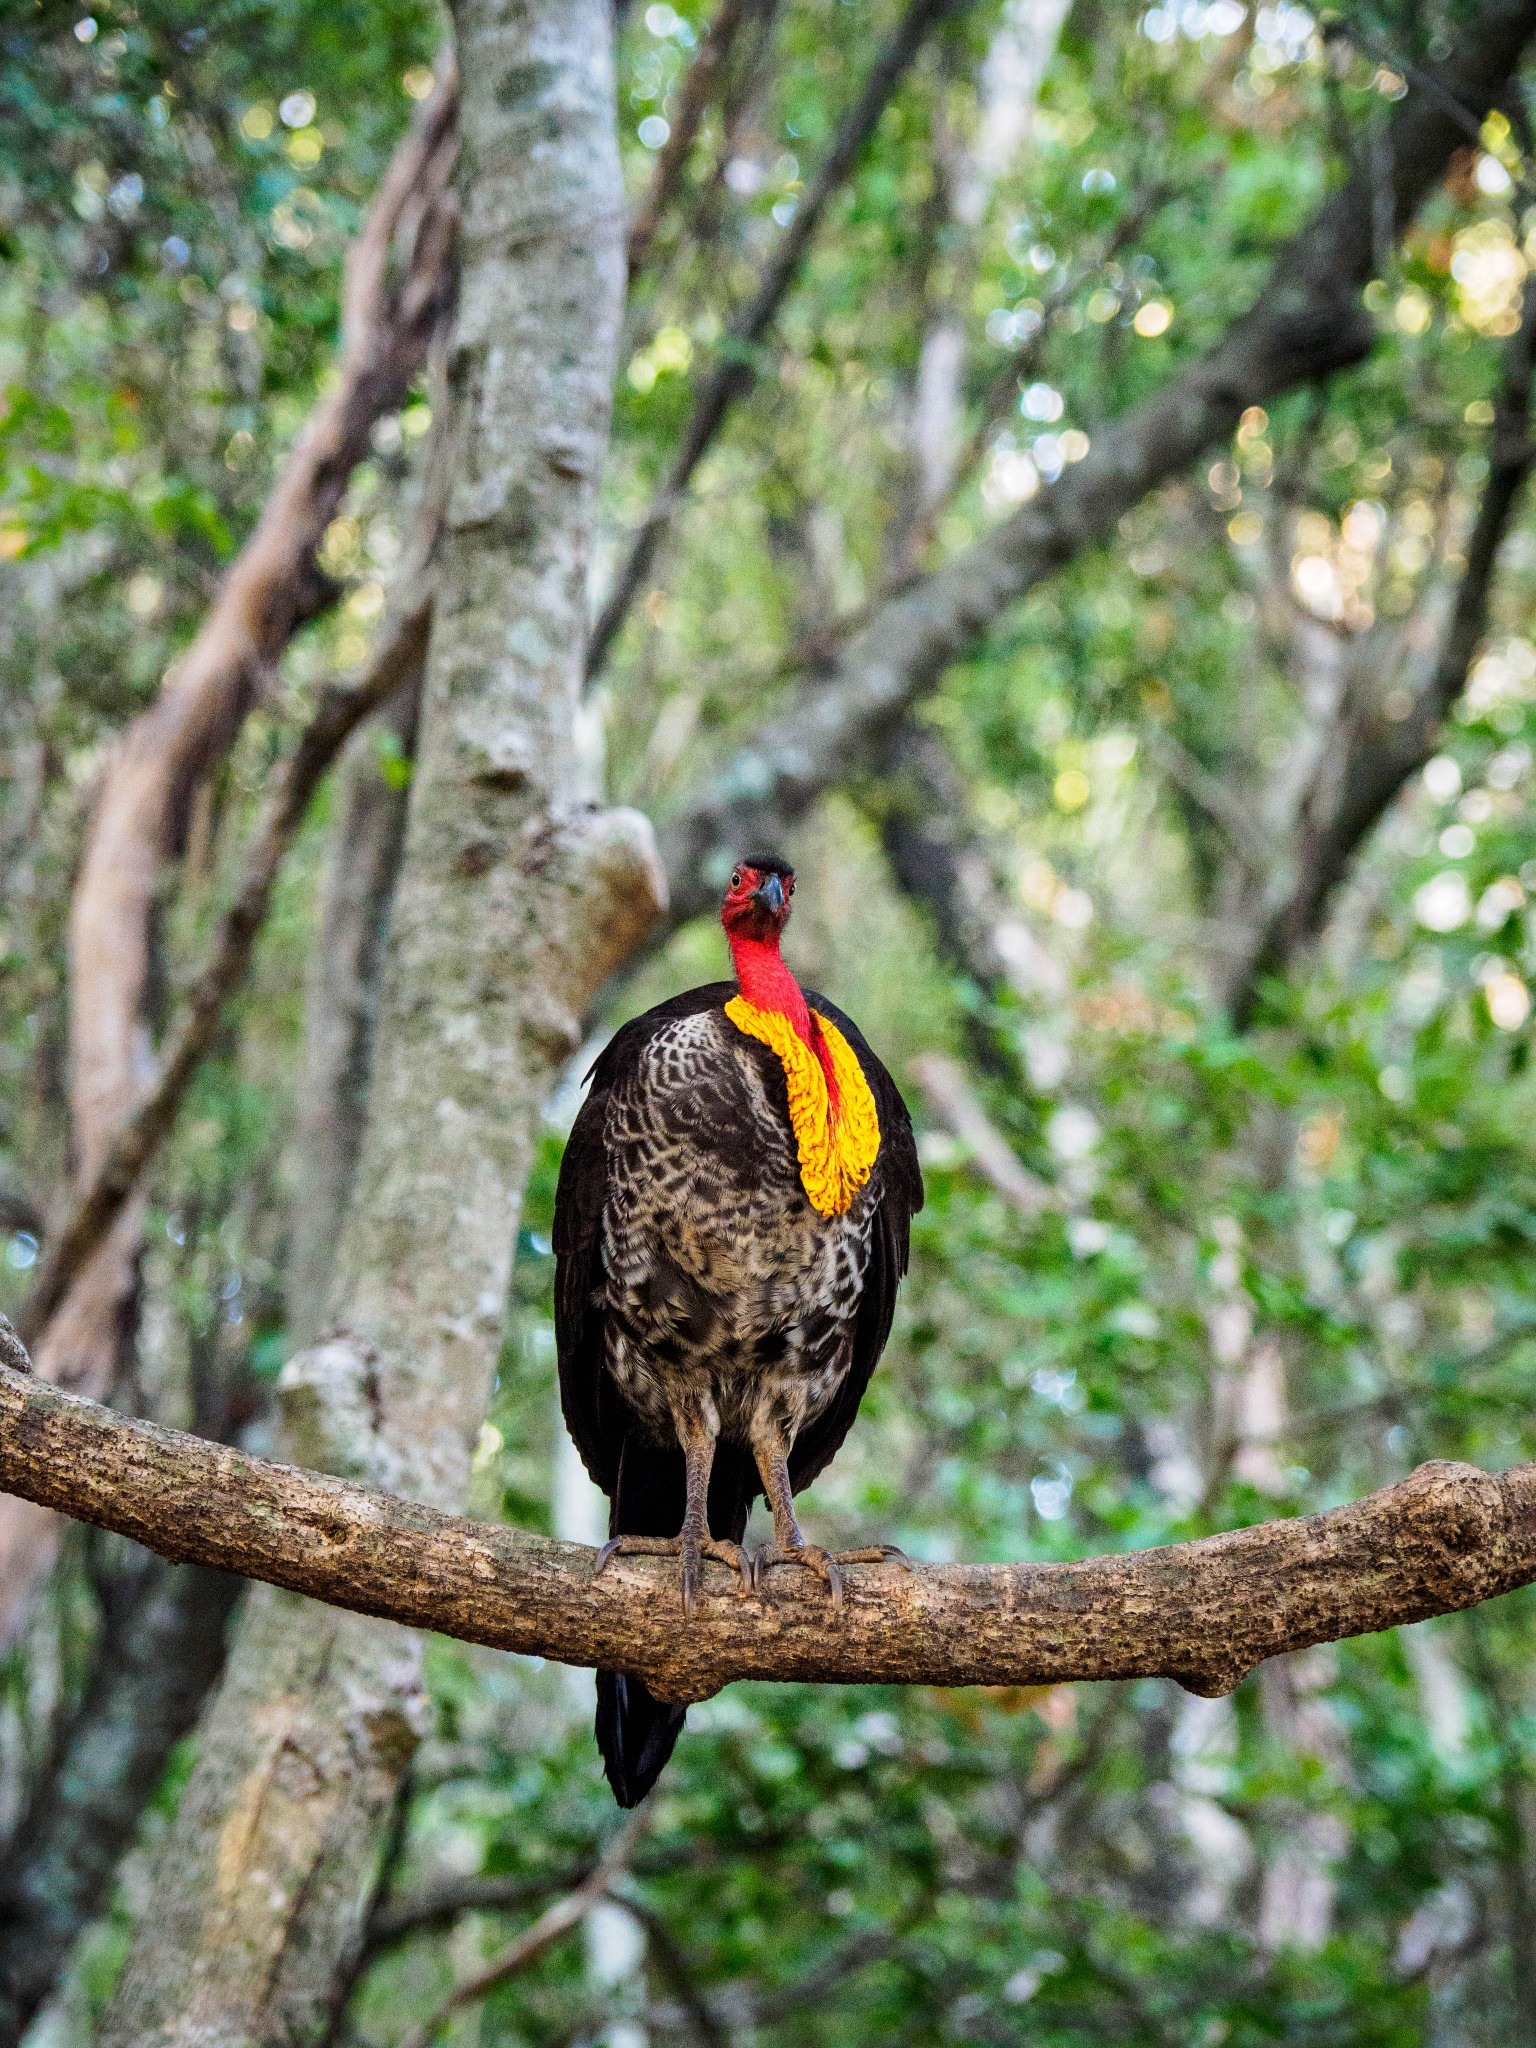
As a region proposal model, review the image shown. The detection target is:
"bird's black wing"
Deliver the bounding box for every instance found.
[788,991,924,1492]
[552,982,737,1497]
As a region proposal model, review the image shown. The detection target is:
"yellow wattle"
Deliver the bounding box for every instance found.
[724,995,881,1218]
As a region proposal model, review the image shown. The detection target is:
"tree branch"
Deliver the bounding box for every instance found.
[912,1053,1056,1215]
[1,1345,1533,1709]
[657,0,1536,921]
[604,1891,730,2048]
[395,1810,650,2048]
[626,0,758,278]
[1224,270,1536,1025]
[361,1842,693,1958]
[586,0,967,682]
[1141,724,1273,875]
[18,598,434,1351]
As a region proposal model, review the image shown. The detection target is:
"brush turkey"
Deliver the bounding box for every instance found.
[554,853,923,1805]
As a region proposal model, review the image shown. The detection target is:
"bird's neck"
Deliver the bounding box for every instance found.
[728,932,844,1113]
[728,931,812,1040]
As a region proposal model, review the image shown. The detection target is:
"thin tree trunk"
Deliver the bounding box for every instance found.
[285,673,424,1349]
[94,6,658,2040]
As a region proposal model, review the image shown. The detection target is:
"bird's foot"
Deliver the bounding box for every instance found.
[592,1531,752,1616]
[832,1543,913,1571]
[753,1542,912,1612]
[753,1542,847,1613]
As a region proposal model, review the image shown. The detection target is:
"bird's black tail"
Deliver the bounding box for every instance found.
[596,1435,754,1807]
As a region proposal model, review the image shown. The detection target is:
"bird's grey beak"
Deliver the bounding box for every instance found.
[751,873,786,917]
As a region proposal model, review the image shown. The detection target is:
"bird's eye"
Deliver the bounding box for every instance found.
[787,879,795,895]
[730,870,741,889]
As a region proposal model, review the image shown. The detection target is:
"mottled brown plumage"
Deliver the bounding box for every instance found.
[554,857,922,1804]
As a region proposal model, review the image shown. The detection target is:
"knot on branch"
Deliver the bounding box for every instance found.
[550,803,668,1008]
[1386,1458,1508,1609]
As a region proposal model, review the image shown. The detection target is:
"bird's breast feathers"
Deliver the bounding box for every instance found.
[602,1006,878,1289]
[722,995,880,1216]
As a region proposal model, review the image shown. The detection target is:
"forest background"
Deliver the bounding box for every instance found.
[6,0,1536,2042]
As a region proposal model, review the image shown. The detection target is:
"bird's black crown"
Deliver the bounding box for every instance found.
[739,851,795,879]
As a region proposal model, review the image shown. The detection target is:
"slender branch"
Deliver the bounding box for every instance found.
[934,176,1175,525]
[865,724,1068,1073]
[1141,724,1273,874]
[586,0,967,682]
[755,176,1176,695]
[1330,21,1489,152]
[368,1868,590,1956]
[656,0,1536,922]
[1225,268,1536,1026]
[17,599,433,1349]
[912,1053,1056,1216]
[2,1342,1535,1707]
[606,1891,730,2048]
[627,0,758,277]
[362,1842,695,1957]
[395,1809,650,2048]
[747,1926,908,2023]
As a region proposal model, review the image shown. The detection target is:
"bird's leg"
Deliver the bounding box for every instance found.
[750,1424,848,1613]
[749,1423,911,1614]
[592,1416,751,1616]
[676,1416,752,1614]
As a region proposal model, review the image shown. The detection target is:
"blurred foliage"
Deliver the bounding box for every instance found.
[7,0,1536,2043]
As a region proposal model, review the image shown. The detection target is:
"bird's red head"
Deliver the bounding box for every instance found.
[720,854,795,944]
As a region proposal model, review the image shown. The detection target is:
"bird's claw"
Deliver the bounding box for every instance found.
[752,1542,846,1614]
[752,1541,910,1610]
[833,1542,913,1571]
[591,1531,752,1614]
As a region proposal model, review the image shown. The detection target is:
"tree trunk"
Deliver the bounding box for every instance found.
[95,6,659,2040]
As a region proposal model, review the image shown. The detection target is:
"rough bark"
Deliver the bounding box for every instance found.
[657,0,1536,921]
[0,71,458,1650]
[89,6,658,2040]
[0,1559,240,2048]
[3,1358,1534,1711]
